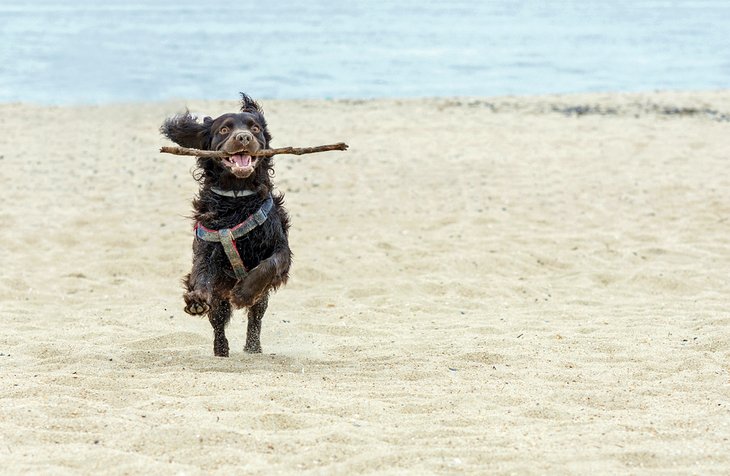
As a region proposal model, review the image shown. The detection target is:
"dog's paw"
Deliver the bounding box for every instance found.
[214,337,230,357]
[185,302,209,315]
[183,290,211,316]
[244,342,262,354]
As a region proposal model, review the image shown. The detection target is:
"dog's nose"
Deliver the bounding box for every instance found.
[235,131,253,145]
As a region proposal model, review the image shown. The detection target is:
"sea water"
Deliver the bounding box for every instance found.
[0,0,728,103]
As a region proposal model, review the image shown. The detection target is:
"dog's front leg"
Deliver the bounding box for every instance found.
[230,248,290,309]
[183,242,213,315]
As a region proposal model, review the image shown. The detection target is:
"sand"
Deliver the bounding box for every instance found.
[1,91,729,474]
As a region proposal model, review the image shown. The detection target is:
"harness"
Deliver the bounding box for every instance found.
[194,194,274,280]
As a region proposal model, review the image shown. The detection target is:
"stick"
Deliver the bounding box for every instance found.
[160,142,348,159]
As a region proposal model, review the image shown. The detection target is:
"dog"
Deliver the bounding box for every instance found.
[161,93,291,357]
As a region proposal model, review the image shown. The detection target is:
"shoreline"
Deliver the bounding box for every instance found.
[3,88,729,119]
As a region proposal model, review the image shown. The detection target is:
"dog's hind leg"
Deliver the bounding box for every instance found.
[208,297,232,357]
[244,294,268,354]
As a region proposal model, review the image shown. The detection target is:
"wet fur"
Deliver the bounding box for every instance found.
[161,94,292,356]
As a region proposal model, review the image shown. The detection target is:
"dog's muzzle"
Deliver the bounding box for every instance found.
[220,130,261,178]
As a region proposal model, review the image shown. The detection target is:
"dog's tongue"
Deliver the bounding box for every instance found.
[230,154,252,167]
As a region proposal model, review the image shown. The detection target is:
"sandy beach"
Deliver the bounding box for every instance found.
[1,91,729,474]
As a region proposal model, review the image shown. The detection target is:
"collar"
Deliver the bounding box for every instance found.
[211,186,256,198]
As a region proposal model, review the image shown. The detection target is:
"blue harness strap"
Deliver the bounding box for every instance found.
[218,228,248,279]
[194,195,274,280]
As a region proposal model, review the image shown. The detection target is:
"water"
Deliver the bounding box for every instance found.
[1,0,728,104]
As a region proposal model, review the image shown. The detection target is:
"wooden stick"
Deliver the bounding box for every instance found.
[160,142,348,159]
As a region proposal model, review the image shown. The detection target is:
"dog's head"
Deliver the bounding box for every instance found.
[161,93,272,180]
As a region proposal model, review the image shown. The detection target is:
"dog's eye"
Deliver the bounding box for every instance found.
[218,127,230,135]
[251,125,261,134]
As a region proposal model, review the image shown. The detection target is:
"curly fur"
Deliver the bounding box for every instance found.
[161,93,292,356]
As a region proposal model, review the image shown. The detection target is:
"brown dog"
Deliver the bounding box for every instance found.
[161,94,291,356]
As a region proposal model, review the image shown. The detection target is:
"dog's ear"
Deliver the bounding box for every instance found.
[240,92,264,114]
[160,111,211,149]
